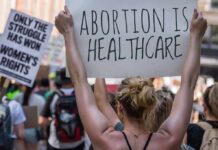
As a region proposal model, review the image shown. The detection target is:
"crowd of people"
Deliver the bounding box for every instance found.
[0,5,218,150]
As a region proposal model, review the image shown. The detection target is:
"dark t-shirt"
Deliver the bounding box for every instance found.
[40,91,54,117]
[187,121,218,150]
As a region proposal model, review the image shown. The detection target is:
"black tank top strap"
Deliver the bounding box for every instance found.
[121,131,132,150]
[143,133,153,150]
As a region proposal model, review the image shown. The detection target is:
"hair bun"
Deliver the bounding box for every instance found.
[116,77,158,125]
[126,78,155,109]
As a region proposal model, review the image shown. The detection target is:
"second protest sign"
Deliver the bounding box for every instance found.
[0,9,53,87]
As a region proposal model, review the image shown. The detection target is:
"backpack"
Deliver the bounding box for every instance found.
[0,103,14,150]
[51,90,84,143]
[197,122,218,150]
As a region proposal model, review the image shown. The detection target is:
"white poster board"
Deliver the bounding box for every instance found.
[0,10,53,86]
[66,0,197,78]
[42,35,65,67]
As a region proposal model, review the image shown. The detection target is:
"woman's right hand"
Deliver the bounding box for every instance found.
[190,9,207,40]
[55,6,73,35]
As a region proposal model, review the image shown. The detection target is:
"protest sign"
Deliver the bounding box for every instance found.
[41,35,65,67]
[66,0,197,78]
[0,9,53,86]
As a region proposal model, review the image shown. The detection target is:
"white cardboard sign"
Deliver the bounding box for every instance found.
[0,10,53,87]
[66,0,197,78]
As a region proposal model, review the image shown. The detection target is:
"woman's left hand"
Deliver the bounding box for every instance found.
[55,6,73,35]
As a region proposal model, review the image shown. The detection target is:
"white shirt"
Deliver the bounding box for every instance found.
[8,100,26,125]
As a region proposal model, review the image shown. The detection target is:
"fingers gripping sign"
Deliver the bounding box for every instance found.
[64,6,71,15]
[55,6,73,34]
[190,9,207,39]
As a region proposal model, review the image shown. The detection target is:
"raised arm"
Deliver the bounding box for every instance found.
[94,78,120,127]
[55,7,112,145]
[158,9,207,146]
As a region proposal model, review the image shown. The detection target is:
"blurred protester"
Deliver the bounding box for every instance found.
[40,68,85,150]
[153,78,164,90]
[15,83,45,150]
[1,96,26,150]
[36,78,51,101]
[15,82,45,117]
[191,100,204,123]
[186,83,218,150]
[6,83,21,101]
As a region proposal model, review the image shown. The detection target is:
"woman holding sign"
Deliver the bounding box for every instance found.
[55,6,207,150]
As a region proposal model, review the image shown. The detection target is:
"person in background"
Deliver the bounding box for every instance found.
[14,83,45,150]
[2,96,26,150]
[40,68,85,150]
[186,83,218,150]
[36,78,50,101]
[15,83,45,117]
[6,83,21,101]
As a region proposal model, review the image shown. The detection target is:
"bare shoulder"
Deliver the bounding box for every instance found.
[93,128,180,150]
[147,132,180,150]
[93,127,128,150]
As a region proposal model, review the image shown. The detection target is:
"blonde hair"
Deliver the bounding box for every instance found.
[204,83,218,118]
[116,77,157,126]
